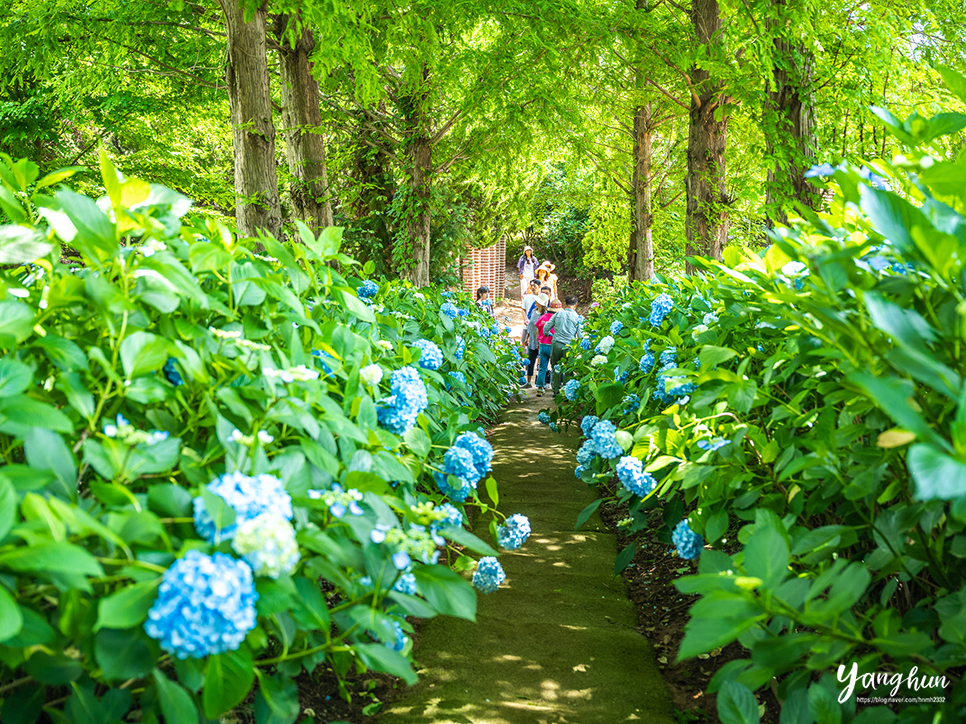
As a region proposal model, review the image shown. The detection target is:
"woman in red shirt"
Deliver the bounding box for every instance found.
[535,299,561,393]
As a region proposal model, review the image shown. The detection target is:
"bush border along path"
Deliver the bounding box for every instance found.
[379,392,675,724]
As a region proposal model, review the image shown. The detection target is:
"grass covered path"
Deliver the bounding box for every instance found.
[379,392,675,724]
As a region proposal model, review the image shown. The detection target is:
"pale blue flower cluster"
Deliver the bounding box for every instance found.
[564,379,580,401]
[649,293,673,326]
[413,339,443,370]
[576,441,597,466]
[440,302,459,318]
[455,336,466,360]
[590,420,623,459]
[696,437,729,452]
[580,338,592,351]
[616,456,657,498]
[580,415,599,437]
[702,312,718,325]
[610,320,623,335]
[497,514,531,550]
[193,471,293,543]
[436,502,464,529]
[453,432,493,481]
[595,335,615,354]
[614,367,629,383]
[538,411,551,425]
[436,433,493,502]
[622,393,640,414]
[449,370,467,386]
[672,520,703,560]
[385,619,409,652]
[377,366,428,435]
[659,348,676,367]
[310,483,364,518]
[653,373,696,405]
[231,514,300,579]
[393,573,417,596]
[640,352,655,374]
[472,556,506,594]
[358,280,379,299]
[144,550,258,659]
[549,421,559,432]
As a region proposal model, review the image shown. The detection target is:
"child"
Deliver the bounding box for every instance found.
[475,286,495,317]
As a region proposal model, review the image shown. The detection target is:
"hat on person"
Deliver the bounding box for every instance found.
[537,261,556,273]
[534,293,550,307]
[523,245,533,252]
[549,299,562,309]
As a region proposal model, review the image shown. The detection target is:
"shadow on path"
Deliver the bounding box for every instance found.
[378,394,675,724]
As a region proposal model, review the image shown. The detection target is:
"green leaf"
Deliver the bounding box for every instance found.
[728,379,757,413]
[403,426,431,456]
[614,542,635,576]
[95,578,161,632]
[0,298,35,343]
[24,428,76,499]
[25,652,83,684]
[253,671,300,724]
[120,331,169,378]
[485,475,499,508]
[190,241,233,273]
[56,188,118,263]
[595,382,624,415]
[0,358,32,397]
[700,345,738,368]
[705,510,729,543]
[717,680,760,724]
[0,225,53,265]
[152,669,198,724]
[413,564,477,621]
[920,160,966,202]
[37,335,88,372]
[204,646,255,718]
[907,443,966,500]
[95,627,157,681]
[338,288,375,322]
[0,584,23,642]
[355,643,418,685]
[0,542,103,577]
[201,487,236,541]
[575,499,603,530]
[0,474,15,540]
[292,577,330,630]
[807,683,842,724]
[744,525,789,588]
[848,373,950,452]
[938,66,966,104]
[439,526,498,557]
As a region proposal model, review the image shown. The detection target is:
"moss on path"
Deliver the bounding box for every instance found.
[379,394,676,724]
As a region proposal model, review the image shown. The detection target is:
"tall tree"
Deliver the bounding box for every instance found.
[219,0,281,238]
[685,0,730,272]
[275,14,334,232]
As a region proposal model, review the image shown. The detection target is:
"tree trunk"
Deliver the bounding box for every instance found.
[276,16,333,232]
[685,0,729,274]
[399,69,432,287]
[219,0,280,239]
[628,101,654,282]
[763,1,818,227]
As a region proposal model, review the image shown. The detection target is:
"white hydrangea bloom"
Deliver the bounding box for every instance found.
[360,364,383,387]
[231,514,300,579]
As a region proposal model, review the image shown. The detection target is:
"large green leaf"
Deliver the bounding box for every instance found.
[0,358,32,396]
[744,524,789,588]
[717,680,760,724]
[0,474,15,540]
[95,627,158,681]
[204,646,255,718]
[355,643,418,685]
[0,542,103,577]
[438,526,498,557]
[700,345,738,368]
[95,578,161,631]
[0,584,23,642]
[413,564,477,621]
[848,373,950,452]
[907,443,966,500]
[120,331,169,378]
[152,669,198,724]
[0,225,53,265]
[24,428,76,499]
[253,670,300,724]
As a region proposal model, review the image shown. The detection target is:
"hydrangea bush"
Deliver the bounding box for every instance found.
[0,153,532,722]
[556,89,966,722]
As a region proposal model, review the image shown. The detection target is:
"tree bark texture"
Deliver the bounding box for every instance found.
[219,0,281,239]
[628,101,655,282]
[685,0,729,274]
[276,18,333,232]
[763,0,818,227]
[399,69,432,288]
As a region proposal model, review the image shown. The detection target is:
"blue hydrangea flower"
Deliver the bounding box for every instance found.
[702,312,718,325]
[435,472,472,502]
[610,321,624,335]
[436,503,464,529]
[549,421,559,432]
[449,370,467,387]
[383,618,409,652]
[659,348,677,367]
[193,471,293,543]
[580,415,599,437]
[457,307,470,317]
[144,550,258,659]
[413,339,443,370]
[231,514,300,579]
[490,323,499,334]
[614,367,629,383]
[575,465,588,478]
[443,446,480,486]
[163,358,184,386]
[519,375,527,385]
[590,420,623,459]
[497,514,531,550]
[672,520,703,560]
[454,432,494,481]
[595,335,615,355]
[640,352,655,374]
[377,366,428,435]
[358,280,379,299]
[538,411,551,425]
[616,456,657,498]
[696,437,729,452]
[393,573,418,596]
[455,336,466,360]
[576,440,598,466]
[473,557,506,594]
[804,162,837,178]
[580,338,592,351]
[311,349,336,376]
[649,293,673,327]
[440,302,459,319]
[564,379,580,401]
[622,394,640,414]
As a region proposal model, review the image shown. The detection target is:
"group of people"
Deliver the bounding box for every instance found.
[517,246,579,396]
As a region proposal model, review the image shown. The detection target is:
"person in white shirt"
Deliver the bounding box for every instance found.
[516,246,539,303]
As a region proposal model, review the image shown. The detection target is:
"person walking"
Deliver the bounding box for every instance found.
[545,294,582,396]
[534,299,561,394]
[517,246,539,303]
[521,292,548,388]
[534,261,558,301]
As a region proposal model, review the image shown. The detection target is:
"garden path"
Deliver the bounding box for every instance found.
[377,392,676,724]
